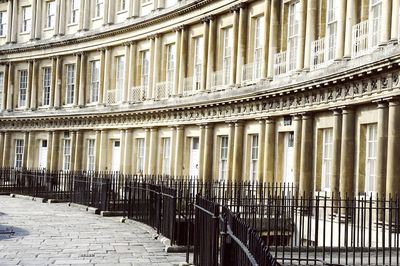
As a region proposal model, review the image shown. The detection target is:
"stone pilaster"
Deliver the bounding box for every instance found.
[98,49,106,105]
[123,43,131,104]
[375,102,388,196]
[262,0,271,78]
[380,0,392,45]
[299,114,314,195]
[257,120,265,183]
[236,4,247,83]
[293,115,302,190]
[78,53,86,107]
[6,63,13,111]
[74,130,83,171]
[201,18,209,91]
[230,6,239,85]
[5,0,12,43]
[267,0,280,78]
[54,57,62,108]
[226,123,235,182]
[123,129,133,174]
[391,0,399,43]
[303,0,317,70]
[203,124,214,182]
[335,0,347,60]
[386,100,400,196]
[50,131,60,171]
[1,63,8,111]
[11,0,18,43]
[174,126,184,176]
[2,132,11,167]
[339,108,355,196]
[178,27,187,95]
[232,122,244,182]
[30,60,38,110]
[344,0,357,58]
[98,130,108,171]
[74,54,81,107]
[331,110,342,193]
[206,18,216,90]
[263,118,275,183]
[148,128,158,175]
[296,0,307,71]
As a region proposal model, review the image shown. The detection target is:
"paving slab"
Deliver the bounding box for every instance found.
[0,196,189,266]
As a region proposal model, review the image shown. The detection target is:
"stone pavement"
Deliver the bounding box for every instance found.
[0,196,188,266]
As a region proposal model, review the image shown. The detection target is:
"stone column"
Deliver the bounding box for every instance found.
[293,115,302,190]
[123,43,131,104]
[174,28,181,95]
[206,18,216,90]
[46,132,53,170]
[174,126,184,176]
[26,132,35,169]
[98,130,108,171]
[11,0,18,43]
[82,0,91,31]
[1,63,8,111]
[257,120,265,183]
[263,118,275,183]
[203,125,214,182]
[34,0,42,40]
[198,125,205,180]
[386,100,400,196]
[98,49,106,105]
[107,0,114,25]
[30,0,37,40]
[296,0,307,71]
[335,0,347,60]
[236,4,247,84]
[227,123,235,182]
[58,0,66,35]
[74,54,81,107]
[103,48,111,105]
[344,0,357,59]
[25,61,33,110]
[148,128,158,175]
[6,63,13,111]
[169,127,176,175]
[0,133,4,167]
[50,131,60,171]
[78,0,85,31]
[201,18,209,91]
[30,60,38,110]
[78,53,86,107]
[380,0,392,45]
[299,114,314,195]
[54,56,62,108]
[391,0,400,43]
[69,131,76,171]
[230,6,239,85]
[123,129,133,174]
[131,0,140,18]
[103,0,110,25]
[74,130,83,171]
[375,102,388,196]
[178,27,187,95]
[5,0,12,43]
[267,0,280,78]
[232,122,244,182]
[119,129,126,173]
[303,0,317,70]
[128,42,137,97]
[152,36,162,98]
[144,128,150,174]
[147,36,155,99]
[339,108,355,196]
[262,0,271,78]
[49,57,56,108]
[2,132,11,167]
[331,110,342,193]
[54,0,61,36]
[94,130,101,170]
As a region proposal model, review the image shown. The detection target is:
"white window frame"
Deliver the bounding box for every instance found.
[166,44,176,87]
[365,124,377,193]
[0,11,7,36]
[321,128,333,192]
[19,70,28,108]
[287,1,300,72]
[42,67,51,106]
[369,0,382,48]
[249,134,259,182]
[141,50,150,89]
[193,36,203,90]
[21,6,32,33]
[253,16,264,80]
[46,1,56,29]
[87,139,96,171]
[118,0,127,11]
[325,0,338,62]
[219,135,228,181]
[162,138,171,175]
[66,64,75,105]
[15,139,24,169]
[136,138,145,174]
[90,60,100,103]
[222,27,233,85]
[70,0,80,24]
[115,55,125,102]
[63,138,71,171]
[94,0,104,18]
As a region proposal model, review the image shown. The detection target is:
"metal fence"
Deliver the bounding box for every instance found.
[1,168,400,265]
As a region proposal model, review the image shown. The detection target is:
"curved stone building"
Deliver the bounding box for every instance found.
[0,0,399,196]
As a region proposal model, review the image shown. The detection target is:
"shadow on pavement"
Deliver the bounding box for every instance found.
[0,224,29,240]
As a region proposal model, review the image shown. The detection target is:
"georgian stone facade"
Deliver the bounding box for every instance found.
[0,0,399,197]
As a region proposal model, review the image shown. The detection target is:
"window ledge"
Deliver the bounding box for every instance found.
[19,32,30,36]
[43,27,54,32]
[67,22,78,27]
[116,10,127,15]
[92,16,103,22]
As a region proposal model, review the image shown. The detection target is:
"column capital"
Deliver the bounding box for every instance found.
[292,114,303,121]
[173,25,186,32]
[340,106,354,114]
[176,125,184,130]
[230,2,246,12]
[123,41,136,46]
[383,96,400,106]
[201,15,215,23]
[97,47,109,52]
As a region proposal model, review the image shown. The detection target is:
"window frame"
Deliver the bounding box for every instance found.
[18,69,28,108]
[65,64,75,105]
[14,139,24,169]
[87,139,96,171]
[219,135,228,181]
[0,11,7,36]
[42,67,51,106]
[21,6,32,33]
[193,36,203,90]
[222,27,233,85]
[365,123,377,193]
[136,138,145,174]
[162,137,171,175]
[321,128,333,192]
[45,1,56,29]
[90,60,100,103]
[63,138,71,171]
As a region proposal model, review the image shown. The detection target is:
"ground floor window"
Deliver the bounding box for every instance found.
[14,139,24,168]
[63,139,71,171]
[219,136,228,181]
[87,139,95,171]
[136,138,145,174]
